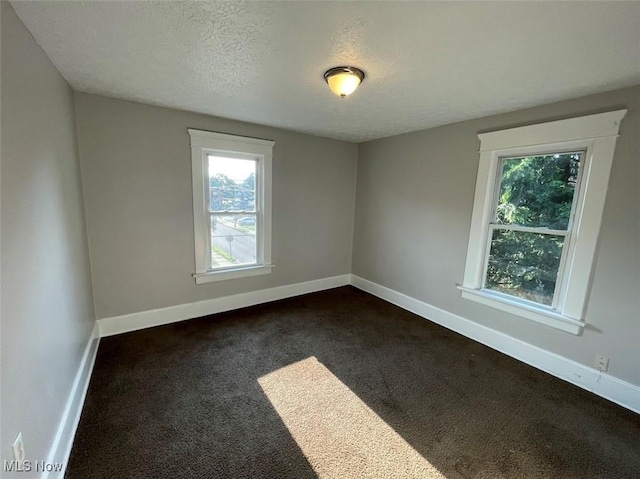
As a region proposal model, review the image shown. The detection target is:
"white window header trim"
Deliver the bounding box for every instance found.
[188,128,275,150]
[478,110,626,152]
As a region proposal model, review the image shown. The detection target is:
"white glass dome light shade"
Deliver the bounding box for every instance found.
[324,67,365,98]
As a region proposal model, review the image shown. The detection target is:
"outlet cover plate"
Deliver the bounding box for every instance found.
[595,355,609,372]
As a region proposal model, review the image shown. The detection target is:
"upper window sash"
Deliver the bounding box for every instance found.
[207,154,258,215]
[490,150,584,231]
[459,110,626,335]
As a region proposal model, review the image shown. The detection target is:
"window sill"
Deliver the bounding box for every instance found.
[457,286,584,335]
[193,264,274,284]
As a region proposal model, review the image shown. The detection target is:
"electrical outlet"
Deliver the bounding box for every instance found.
[595,355,609,372]
[12,433,25,462]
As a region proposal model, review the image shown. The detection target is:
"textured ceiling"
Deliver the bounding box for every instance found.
[10,1,640,143]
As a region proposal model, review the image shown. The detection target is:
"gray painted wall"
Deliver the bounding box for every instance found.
[2,4,637,468]
[74,93,358,319]
[353,85,640,386]
[1,2,95,470]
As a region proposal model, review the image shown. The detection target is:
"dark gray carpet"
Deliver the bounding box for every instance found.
[66,286,640,478]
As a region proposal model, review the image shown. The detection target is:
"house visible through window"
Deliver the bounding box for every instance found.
[189,129,274,284]
[459,110,626,334]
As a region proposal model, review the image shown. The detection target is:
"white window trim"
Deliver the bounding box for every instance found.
[459,110,626,335]
[188,129,274,284]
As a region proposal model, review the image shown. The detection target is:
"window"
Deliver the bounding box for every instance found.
[485,151,582,307]
[189,129,274,284]
[459,110,626,334]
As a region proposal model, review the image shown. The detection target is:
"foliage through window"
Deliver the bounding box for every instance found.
[485,152,582,306]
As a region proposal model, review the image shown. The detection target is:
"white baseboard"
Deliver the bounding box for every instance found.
[43,322,100,479]
[98,274,351,337]
[350,274,640,414]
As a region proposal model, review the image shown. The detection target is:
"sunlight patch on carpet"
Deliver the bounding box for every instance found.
[258,357,445,478]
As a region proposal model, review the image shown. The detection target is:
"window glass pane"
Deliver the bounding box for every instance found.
[208,156,256,212]
[485,229,564,306]
[496,152,581,230]
[210,213,256,269]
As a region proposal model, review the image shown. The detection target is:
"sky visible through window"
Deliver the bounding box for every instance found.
[208,155,255,182]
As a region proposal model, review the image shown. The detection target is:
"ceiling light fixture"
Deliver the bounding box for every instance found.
[324,66,365,98]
